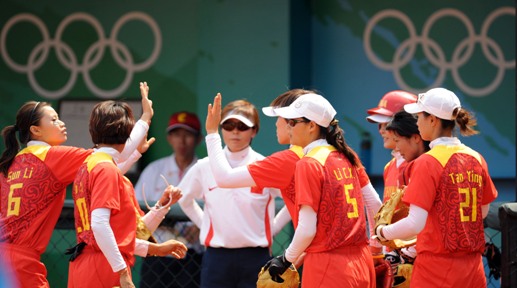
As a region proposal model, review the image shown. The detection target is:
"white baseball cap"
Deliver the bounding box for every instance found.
[404,88,461,120]
[274,93,337,128]
[261,106,277,117]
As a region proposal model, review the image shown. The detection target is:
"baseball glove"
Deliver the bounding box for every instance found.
[257,264,300,288]
[374,187,416,250]
[393,264,413,288]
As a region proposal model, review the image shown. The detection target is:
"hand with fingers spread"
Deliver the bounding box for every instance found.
[206,93,222,134]
[139,81,153,125]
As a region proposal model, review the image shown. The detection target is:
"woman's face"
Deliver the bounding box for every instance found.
[416,112,432,141]
[287,118,312,148]
[393,134,421,162]
[31,106,67,146]
[275,117,290,145]
[221,119,256,152]
[378,122,396,150]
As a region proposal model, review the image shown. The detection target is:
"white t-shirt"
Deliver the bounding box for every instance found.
[178,146,281,248]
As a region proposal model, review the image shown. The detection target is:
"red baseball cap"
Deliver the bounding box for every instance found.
[166,111,201,134]
[366,90,417,123]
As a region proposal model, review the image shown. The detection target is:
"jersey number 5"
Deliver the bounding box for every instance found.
[459,187,477,222]
[344,183,359,218]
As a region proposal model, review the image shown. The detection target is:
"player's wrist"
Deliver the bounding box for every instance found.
[117,267,128,276]
[375,225,387,241]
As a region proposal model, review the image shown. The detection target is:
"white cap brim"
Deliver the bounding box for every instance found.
[404,102,425,114]
[261,106,277,117]
[220,114,254,127]
[273,106,304,120]
[366,114,392,124]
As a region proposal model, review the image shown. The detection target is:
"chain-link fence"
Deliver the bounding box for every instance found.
[42,200,505,287]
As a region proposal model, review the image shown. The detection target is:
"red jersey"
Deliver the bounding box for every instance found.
[72,152,137,265]
[403,144,498,255]
[382,158,408,202]
[0,145,91,254]
[247,146,304,226]
[296,146,368,252]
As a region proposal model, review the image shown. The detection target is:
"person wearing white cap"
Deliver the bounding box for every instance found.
[263,93,381,288]
[375,87,498,287]
[178,99,284,288]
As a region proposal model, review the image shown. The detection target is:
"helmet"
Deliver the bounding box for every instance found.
[366,90,417,123]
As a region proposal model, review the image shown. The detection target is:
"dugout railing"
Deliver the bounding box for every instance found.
[42,200,504,288]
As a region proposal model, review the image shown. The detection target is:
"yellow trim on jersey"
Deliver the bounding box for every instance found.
[383,157,396,171]
[289,145,304,159]
[305,145,336,166]
[426,144,481,167]
[86,152,115,172]
[18,145,51,161]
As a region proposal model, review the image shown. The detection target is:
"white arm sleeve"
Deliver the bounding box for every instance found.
[361,183,383,248]
[272,206,292,236]
[382,204,428,240]
[178,165,205,228]
[120,120,148,162]
[284,205,317,263]
[117,150,142,174]
[141,207,170,233]
[205,133,256,188]
[134,238,149,257]
[91,208,127,272]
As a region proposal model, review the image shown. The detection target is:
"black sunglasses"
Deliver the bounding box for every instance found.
[286,118,310,127]
[221,121,251,131]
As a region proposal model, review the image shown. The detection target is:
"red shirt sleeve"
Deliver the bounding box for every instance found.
[248,148,302,190]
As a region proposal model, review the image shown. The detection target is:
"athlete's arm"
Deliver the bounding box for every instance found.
[272,206,292,236]
[380,204,427,240]
[205,133,256,187]
[91,208,127,272]
[361,183,383,247]
[177,165,204,228]
[482,204,490,219]
[284,205,317,263]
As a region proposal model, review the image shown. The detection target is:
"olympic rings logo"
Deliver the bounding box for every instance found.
[1,12,161,99]
[363,7,515,97]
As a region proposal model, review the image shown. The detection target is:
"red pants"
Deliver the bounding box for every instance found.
[68,246,133,288]
[411,252,485,288]
[0,243,48,288]
[302,245,375,288]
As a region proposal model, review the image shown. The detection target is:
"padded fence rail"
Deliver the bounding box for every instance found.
[41,200,511,288]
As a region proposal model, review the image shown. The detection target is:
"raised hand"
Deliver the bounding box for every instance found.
[137,133,156,154]
[206,93,222,134]
[139,82,153,125]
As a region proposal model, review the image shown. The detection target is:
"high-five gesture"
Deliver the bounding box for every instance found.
[140,82,153,125]
[206,93,222,134]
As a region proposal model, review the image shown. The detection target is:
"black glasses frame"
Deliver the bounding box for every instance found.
[286,118,310,127]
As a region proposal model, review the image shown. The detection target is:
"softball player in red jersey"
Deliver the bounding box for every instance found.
[0,84,152,288]
[262,93,381,288]
[365,91,417,202]
[376,88,498,288]
[68,150,138,288]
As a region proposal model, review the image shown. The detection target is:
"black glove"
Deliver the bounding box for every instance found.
[65,242,86,262]
[263,252,292,283]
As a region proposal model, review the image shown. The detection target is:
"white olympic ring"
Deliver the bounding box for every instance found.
[363,7,515,97]
[1,12,162,99]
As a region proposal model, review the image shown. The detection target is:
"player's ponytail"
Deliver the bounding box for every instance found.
[454,108,479,136]
[0,101,47,176]
[324,119,360,167]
